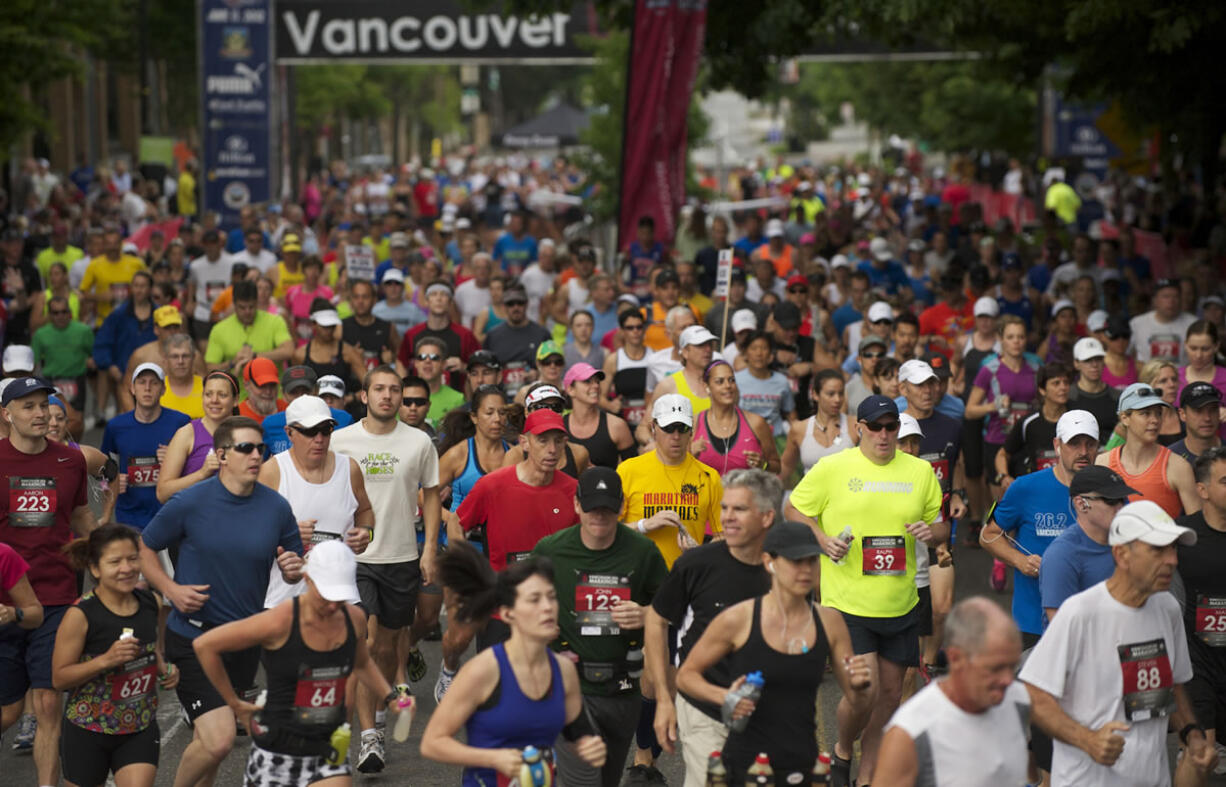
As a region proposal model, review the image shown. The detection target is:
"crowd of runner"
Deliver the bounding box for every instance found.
[0,152,1225,787]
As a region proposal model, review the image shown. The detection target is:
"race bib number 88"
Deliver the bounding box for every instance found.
[1118,638,1174,721]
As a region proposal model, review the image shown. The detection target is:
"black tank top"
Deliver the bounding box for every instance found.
[256,596,357,754]
[612,366,647,401]
[342,316,391,370]
[723,597,829,782]
[564,410,620,469]
[962,346,994,405]
[561,443,579,479]
[304,340,355,393]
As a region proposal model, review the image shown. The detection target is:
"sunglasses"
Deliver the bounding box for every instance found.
[528,400,565,414]
[657,422,692,434]
[623,324,645,331]
[787,287,808,294]
[871,319,893,326]
[415,353,443,362]
[226,442,267,455]
[402,396,429,407]
[1082,496,1128,507]
[861,351,886,360]
[539,357,564,367]
[292,424,334,438]
[862,419,901,432]
[505,300,528,307]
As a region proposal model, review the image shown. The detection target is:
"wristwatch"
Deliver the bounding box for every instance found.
[950,488,967,500]
[382,688,402,707]
[14,607,22,624]
[1179,722,1206,745]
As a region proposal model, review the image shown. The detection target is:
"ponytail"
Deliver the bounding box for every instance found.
[437,542,554,624]
[63,523,141,573]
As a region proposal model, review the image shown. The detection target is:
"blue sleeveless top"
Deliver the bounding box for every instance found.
[450,436,508,513]
[463,643,567,787]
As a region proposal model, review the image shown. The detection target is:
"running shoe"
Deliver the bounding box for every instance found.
[11,713,35,751]
[990,558,1007,592]
[406,647,427,683]
[623,764,668,785]
[961,519,982,547]
[830,750,853,787]
[356,729,385,773]
[434,665,456,704]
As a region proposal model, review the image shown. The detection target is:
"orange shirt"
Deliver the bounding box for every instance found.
[755,242,796,278]
[642,301,696,352]
[238,398,286,421]
[1107,445,1183,518]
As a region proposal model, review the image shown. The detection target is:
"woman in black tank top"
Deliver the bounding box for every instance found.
[676,522,873,783]
[294,302,364,394]
[564,369,637,469]
[193,542,410,784]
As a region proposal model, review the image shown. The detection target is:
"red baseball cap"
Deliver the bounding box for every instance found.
[523,409,566,436]
[786,274,808,289]
[244,357,279,387]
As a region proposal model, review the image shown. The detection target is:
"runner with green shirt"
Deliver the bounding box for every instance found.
[784,394,944,787]
[32,295,95,412]
[203,280,294,375]
[533,466,668,787]
[412,335,465,429]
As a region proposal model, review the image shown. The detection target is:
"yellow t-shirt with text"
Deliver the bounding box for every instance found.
[790,446,941,618]
[80,255,146,325]
[618,451,722,568]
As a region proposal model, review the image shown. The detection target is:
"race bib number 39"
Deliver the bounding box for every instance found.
[862,536,907,576]
[9,477,57,527]
[575,573,631,636]
[1195,596,1226,647]
[294,664,348,725]
[1118,638,1174,721]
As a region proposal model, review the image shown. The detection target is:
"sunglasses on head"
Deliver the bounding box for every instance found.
[539,357,564,367]
[657,422,692,434]
[226,441,267,455]
[292,423,334,438]
[862,419,901,432]
[402,396,429,407]
[416,353,443,362]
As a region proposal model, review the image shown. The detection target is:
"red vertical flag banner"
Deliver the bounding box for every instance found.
[617,0,708,252]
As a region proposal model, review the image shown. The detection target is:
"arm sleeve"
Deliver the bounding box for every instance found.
[641,548,669,603]
[1003,418,1025,455]
[203,324,225,364]
[922,464,942,525]
[92,311,118,369]
[100,425,117,459]
[706,470,724,534]
[650,561,688,623]
[780,378,795,415]
[0,544,30,593]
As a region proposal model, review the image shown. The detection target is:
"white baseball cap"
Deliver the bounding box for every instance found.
[317,375,345,398]
[311,309,341,327]
[286,395,336,429]
[131,362,165,383]
[652,393,693,428]
[679,325,718,348]
[304,540,361,603]
[1073,337,1106,362]
[381,268,406,284]
[899,359,938,385]
[830,254,850,269]
[869,237,893,262]
[765,219,785,238]
[899,413,924,440]
[973,296,1000,318]
[731,309,758,334]
[1055,409,1100,443]
[2,345,34,374]
[867,301,894,324]
[1051,298,1075,316]
[1086,310,1109,333]
[1109,500,1196,547]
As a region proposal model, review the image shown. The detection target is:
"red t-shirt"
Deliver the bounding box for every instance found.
[919,300,975,358]
[398,322,480,389]
[457,465,579,570]
[0,439,88,605]
[0,543,30,605]
[413,181,439,219]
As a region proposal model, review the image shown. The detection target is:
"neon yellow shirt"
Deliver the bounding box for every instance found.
[35,245,84,282]
[177,171,197,217]
[790,446,942,618]
[618,451,722,568]
[80,255,147,325]
[1044,182,1082,225]
[204,311,292,367]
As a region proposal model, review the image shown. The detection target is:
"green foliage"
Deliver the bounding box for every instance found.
[295,66,391,133]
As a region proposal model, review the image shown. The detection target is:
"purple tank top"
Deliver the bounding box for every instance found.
[693,408,763,474]
[182,419,214,476]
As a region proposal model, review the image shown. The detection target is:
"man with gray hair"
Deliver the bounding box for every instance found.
[645,468,780,786]
[875,597,1031,786]
[644,304,699,392]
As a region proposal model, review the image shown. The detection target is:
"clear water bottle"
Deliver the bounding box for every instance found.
[832,526,854,565]
[721,671,765,732]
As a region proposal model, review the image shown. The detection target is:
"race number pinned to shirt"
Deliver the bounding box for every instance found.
[9,477,57,527]
[1195,596,1226,647]
[345,245,375,282]
[111,653,156,703]
[502,362,530,394]
[1148,333,1180,361]
[920,453,949,486]
[127,456,160,488]
[53,378,80,403]
[204,281,228,303]
[1035,450,1058,471]
[575,573,631,636]
[862,536,907,576]
[622,398,646,427]
[1118,638,1174,721]
[1004,401,1030,430]
[294,664,349,725]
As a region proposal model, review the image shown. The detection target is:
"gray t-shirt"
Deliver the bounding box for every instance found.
[484,321,552,367]
[563,341,606,372]
[734,368,795,437]
[372,299,427,337]
[845,374,872,416]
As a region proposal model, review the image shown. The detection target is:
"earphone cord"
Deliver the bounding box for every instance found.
[979,527,1035,556]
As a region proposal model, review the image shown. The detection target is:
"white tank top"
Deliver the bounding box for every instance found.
[566,278,590,316]
[616,346,650,371]
[264,450,359,607]
[798,414,853,474]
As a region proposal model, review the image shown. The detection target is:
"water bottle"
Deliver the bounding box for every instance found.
[811,752,831,785]
[392,687,416,742]
[745,752,774,786]
[517,745,553,786]
[326,722,351,766]
[706,750,729,786]
[721,671,765,732]
[625,639,644,680]
[832,526,854,565]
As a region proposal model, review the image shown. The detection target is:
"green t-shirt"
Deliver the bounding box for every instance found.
[427,385,465,428]
[204,311,292,366]
[32,320,95,378]
[533,524,668,696]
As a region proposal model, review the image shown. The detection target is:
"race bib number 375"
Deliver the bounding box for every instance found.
[9,477,57,528]
[1118,638,1174,721]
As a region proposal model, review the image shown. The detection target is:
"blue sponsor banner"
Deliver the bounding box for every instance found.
[200,0,273,229]
[1051,99,1121,161]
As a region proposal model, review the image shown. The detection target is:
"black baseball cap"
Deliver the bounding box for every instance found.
[467,350,502,371]
[1103,315,1131,340]
[577,466,623,512]
[763,521,823,559]
[1180,381,1222,409]
[857,394,899,423]
[730,268,747,286]
[1068,466,1139,500]
[773,301,802,330]
[654,268,680,288]
[1154,277,1181,293]
[921,351,952,379]
[280,365,318,394]
[0,376,56,406]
